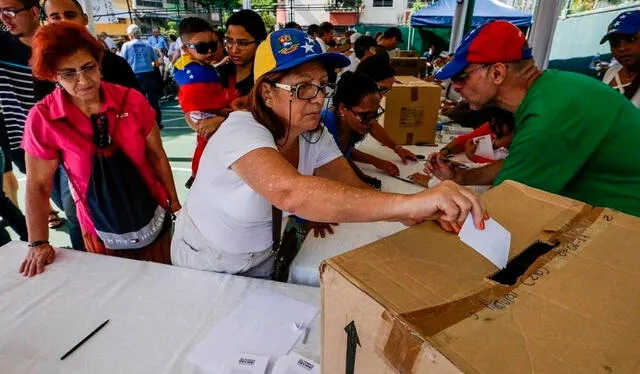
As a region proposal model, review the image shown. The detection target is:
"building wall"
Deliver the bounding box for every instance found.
[282,0,410,26]
[279,0,330,26]
[548,3,640,74]
[359,0,408,25]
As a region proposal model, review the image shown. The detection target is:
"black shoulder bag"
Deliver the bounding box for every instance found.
[271,207,305,282]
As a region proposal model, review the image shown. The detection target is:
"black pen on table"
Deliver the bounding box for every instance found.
[60,319,110,360]
[389,174,421,186]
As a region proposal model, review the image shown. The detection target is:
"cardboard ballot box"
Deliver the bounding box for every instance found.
[380,76,441,145]
[321,181,640,373]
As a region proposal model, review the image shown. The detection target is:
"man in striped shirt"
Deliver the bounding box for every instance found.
[0,0,44,173]
[0,0,70,239]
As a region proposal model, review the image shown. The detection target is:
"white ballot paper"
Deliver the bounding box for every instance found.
[473,134,496,160]
[188,289,319,372]
[458,215,511,268]
[272,352,320,374]
[221,354,269,374]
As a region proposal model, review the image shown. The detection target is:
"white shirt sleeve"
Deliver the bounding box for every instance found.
[306,126,342,171]
[315,37,328,53]
[208,111,278,169]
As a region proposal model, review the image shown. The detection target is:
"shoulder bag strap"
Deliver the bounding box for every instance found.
[272,206,283,253]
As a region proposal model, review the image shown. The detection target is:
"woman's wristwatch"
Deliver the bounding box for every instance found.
[28,240,50,248]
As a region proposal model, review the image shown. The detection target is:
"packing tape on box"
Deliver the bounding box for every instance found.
[378,206,606,373]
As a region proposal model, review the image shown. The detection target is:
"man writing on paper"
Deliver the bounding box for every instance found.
[425,21,640,217]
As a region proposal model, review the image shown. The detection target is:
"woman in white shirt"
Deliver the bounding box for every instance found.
[171,29,488,279]
[600,11,640,108]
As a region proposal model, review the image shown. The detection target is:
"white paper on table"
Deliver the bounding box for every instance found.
[473,134,496,160]
[188,289,319,372]
[272,352,320,374]
[221,354,269,374]
[458,215,511,269]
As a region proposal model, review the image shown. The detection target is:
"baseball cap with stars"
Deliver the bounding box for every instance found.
[253,29,350,82]
[600,10,640,45]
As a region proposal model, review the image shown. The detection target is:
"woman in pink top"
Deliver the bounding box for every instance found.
[20,22,180,277]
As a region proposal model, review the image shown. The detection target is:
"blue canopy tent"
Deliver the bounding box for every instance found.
[407,0,531,56]
[410,0,532,28]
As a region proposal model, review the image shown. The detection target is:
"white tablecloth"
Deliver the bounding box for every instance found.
[288,137,491,287]
[0,242,321,374]
[288,140,435,287]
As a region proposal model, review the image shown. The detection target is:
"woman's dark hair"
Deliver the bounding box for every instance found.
[489,107,515,138]
[355,54,395,83]
[225,9,267,43]
[333,72,379,108]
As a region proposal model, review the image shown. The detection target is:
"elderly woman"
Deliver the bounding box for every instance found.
[20,22,180,277]
[171,29,488,279]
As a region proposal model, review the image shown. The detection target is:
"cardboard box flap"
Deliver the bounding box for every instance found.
[429,207,640,373]
[394,75,431,86]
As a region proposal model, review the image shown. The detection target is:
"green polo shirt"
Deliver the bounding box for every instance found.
[494,70,640,217]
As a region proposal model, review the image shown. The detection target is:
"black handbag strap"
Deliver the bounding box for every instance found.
[272,205,282,253]
[52,88,131,150]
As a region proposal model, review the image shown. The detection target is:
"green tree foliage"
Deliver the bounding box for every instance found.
[160,20,179,38]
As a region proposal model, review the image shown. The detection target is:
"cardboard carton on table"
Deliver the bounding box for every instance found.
[321,181,640,373]
[380,76,441,146]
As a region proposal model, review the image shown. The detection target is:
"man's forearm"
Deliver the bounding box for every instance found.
[456,160,504,186]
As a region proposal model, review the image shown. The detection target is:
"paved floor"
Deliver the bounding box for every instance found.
[12,100,195,249]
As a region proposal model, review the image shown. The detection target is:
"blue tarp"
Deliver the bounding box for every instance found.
[410,0,532,28]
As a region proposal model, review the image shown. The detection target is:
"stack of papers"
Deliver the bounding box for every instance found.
[188,289,319,372]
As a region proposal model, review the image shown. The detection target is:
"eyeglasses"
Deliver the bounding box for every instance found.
[450,64,490,84]
[377,85,392,96]
[224,38,257,50]
[350,105,385,123]
[186,41,218,54]
[57,63,100,82]
[272,82,336,100]
[0,7,29,18]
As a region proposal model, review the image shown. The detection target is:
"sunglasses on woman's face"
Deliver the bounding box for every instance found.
[350,106,385,123]
[186,41,218,54]
[377,86,392,96]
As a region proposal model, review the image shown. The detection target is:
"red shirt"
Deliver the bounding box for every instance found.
[22,82,168,234]
[453,122,495,163]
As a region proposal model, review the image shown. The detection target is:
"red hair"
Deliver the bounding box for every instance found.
[30,22,105,81]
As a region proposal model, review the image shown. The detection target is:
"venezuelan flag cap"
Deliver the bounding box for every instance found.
[435,21,532,81]
[254,29,350,82]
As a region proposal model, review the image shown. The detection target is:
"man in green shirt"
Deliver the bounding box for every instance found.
[426,21,640,217]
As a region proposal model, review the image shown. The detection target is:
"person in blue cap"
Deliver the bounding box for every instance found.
[601,10,640,108]
[425,20,640,218]
[170,28,488,278]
